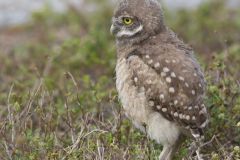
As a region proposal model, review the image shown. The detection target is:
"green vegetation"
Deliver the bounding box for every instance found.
[0,0,239,159]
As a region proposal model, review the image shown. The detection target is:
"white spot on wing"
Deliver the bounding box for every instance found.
[179,114,183,119]
[149,101,154,107]
[134,77,138,83]
[162,108,167,112]
[171,72,176,78]
[200,119,209,128]
[156,105,161,110]
[182,115,186,119]
[169,87,175,93]
[174,100,178,105]
[174,112,178,117]
[192,90,196,95]
[163,67,170,73]
[154,62,160,68]
[159,94,164,100]
[166,77,172,83]
[148,60,153,64]
[200,107,207,115]
[179,76,185,81]
[186,115,190,120]
[165,59,170,63]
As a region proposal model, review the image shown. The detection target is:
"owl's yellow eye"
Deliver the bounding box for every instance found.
[123,17,133,25]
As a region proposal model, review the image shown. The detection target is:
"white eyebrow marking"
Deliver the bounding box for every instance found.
[117,25,143,37]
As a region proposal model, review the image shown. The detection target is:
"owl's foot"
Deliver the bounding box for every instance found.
[187,141,205,160]
[187,141,197,158]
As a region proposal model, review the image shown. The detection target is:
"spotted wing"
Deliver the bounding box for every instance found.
[127,47,208,130]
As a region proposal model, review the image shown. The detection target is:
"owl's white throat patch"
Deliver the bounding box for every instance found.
[117,25,143,38]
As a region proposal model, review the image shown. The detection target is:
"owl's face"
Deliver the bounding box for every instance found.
[110,14,143,38]
[110,0,165,41]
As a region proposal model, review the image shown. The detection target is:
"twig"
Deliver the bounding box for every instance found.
[3,141,12,160]
[236,80,240,88]
[61,129,107,160]
[7,84,15,150]
[97,139,105,160]
[123,147,129,160]
[65,72,79,91]
[61,128,84,160]
[18,78,43,121]
[82,129,108,139]
[64,100,75,144]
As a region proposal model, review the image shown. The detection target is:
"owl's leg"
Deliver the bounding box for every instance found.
[159,145,173,160]
[190,129,205,160]
[196,148,203,160]
[159,135,185,160]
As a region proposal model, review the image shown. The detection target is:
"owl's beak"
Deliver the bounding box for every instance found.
[110,24,115,35]
[110,24,121,37]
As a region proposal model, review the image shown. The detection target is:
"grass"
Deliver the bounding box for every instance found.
[0,0,239,159]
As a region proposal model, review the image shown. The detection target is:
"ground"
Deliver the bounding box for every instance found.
[0,0,239,159]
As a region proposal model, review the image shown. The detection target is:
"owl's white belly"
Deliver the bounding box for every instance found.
[116,58,181,146]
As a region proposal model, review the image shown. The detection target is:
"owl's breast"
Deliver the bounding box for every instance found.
[115,57,182,145]
[116,58,150,126]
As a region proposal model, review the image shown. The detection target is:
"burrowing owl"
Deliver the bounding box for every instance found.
[111,0,209,159]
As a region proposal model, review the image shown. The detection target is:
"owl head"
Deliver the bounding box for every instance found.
[110,0,165,42]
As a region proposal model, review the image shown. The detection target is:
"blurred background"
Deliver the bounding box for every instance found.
[0,0,240,159]
[1,0,240,27]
